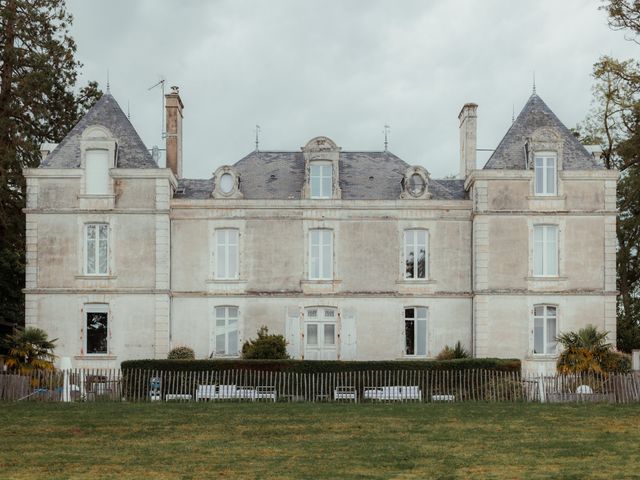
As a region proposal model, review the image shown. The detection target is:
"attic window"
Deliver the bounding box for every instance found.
[409,174,425,197]
[310,162,332,199]
[219,173,234,194]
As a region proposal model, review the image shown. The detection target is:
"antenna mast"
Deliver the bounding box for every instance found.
[255,125,261,151]
[148,78,166,140]
[383,124,391,151]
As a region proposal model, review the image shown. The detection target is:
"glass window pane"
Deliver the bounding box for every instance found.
[534,235,543,276]
[405,308,415,319]
[405,245,414,279]
[416,319,427,356]
[534,306,544,317]
[416,307,427,319]
[546,158,556,195]
[216,243,226,278]
[215,307,226,319]
[86,233,96,274]
[324,324,335,345]
[216,333,226,354]
[228,244,238,278]
[86,311,108,354]
[322,243,332,278]
[417,247,426,278]
[546,316,557,354]
[228,307,238,318]
[228,328,238,356]
[545,227,558,276]
[307,324,318,345]
[86,149,110,195]
[547,306,556,317]
[405,320,415,355]
[535,163,544,194]
[534,317,544,354]
[321,173,332,198]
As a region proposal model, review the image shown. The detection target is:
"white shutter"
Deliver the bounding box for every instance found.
[285,306,301,359]
[340,308,357,360]
[85,149,110,194]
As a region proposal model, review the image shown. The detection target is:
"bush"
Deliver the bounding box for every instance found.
[167,346,195,360]
[122,357,520,374]
[602,351,632,373]
[436,341,471,360]
[241,326,289,360]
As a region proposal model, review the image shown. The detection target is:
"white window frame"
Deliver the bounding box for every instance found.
[213,306,239,356]
[404,229,428,280]
[310,162,333,199]
[309,228,333,280]
[85,304,109,355]
[404,307,428,357]
[214,229,239,280]
[84,223,109,275]
[533,224,558,277]
[304,307,337,360]
[534,153,557,196]
[533,305,557,355]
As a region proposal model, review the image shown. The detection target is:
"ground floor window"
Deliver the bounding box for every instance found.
[86,305,108,355]
[305,307,336,360]
[534,305,557,355]
[214,306,238,356]
[405,307,427,356]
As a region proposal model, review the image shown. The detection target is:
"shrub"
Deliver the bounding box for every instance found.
[601,350,632,373]
[167,346,195,360]
[1,327,57,374]
[436,341,471,360]
[241,326,289,360]
[556,325,614,374]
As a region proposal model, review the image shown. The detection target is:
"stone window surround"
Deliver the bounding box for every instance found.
[79,125,117,197]
[77,300,114,359]
[206,220,247,291]
[212,165,243,199]
[526,217,566,285]
[208,302,242,358]
[400,166,432,200]
[396,222,436,287]
[75,216,117,280]
[301,136,342,200]
[526,127,565,200]
[527,301,560,359]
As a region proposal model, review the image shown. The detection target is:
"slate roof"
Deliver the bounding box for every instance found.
[175,151,467,201]
[40,94,157,169]
[483,94,602,170]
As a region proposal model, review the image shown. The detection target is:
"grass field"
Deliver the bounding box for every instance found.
[0,402,639,479]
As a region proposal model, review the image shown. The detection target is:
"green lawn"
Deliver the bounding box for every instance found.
[0,402,638,479]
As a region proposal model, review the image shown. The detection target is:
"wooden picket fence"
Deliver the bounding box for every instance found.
[0,368,638,404]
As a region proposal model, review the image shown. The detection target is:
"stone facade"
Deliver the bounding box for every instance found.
[23,90,616,374]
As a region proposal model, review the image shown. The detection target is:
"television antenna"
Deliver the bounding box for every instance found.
[148,78,166,140]
[383,124,391,151]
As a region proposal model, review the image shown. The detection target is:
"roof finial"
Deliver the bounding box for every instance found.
[532,71,536,95]
[255,125,261,151]
[127,100,131,120]
[383,124,390,151]
[512,104,515,124]
[106,69,110,94]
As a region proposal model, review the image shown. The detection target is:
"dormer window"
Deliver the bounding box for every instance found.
[534,153,557,196]
[80,125,116,196]
[86,149,110,194]
[212,166,243,199]
[401,166,431,199]
[310,162,332,199]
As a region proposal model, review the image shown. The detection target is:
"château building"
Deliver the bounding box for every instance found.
[24,87,617,374]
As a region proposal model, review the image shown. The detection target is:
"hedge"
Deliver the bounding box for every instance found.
[121,357,521,374]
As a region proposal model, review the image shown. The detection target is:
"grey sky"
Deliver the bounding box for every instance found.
[67,0,636,179]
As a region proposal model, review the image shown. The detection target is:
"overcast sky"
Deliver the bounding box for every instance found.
[67,0,636,179]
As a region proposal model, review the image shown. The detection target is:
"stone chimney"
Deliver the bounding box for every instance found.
[165,86,184,177]
[458,103,478,179]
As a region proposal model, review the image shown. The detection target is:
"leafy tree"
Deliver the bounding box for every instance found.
[0,0,102,334]
[241,326,289,360]
[2,326,57,373]
[576,1,640,351]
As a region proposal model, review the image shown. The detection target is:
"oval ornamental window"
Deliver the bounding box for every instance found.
[409,173,425,196]
[219,173,234,194]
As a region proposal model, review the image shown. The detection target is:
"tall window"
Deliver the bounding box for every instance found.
[85,149,110,195]
[309,229,333,280]
[533,225,558,277]
[404,230,427,279]
[310,162,332,199]
[304,307,337,360]
[215,229,239,279]
[534,154,557,196]
[85,223,108,275]
[214,306,238,356]
[86,305,108,355]
[534,305,557,355]
[405,307,427,356]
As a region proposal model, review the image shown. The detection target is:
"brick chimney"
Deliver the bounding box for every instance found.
[458,103,477,179]
[165,86,183,177]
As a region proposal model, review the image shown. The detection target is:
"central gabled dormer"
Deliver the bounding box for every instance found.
[301,136,342,200]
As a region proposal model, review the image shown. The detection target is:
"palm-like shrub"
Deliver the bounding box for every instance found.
[556,325,617,374]
[167,346,195,360]
[436,341,471,360]
[2,327,57,374]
